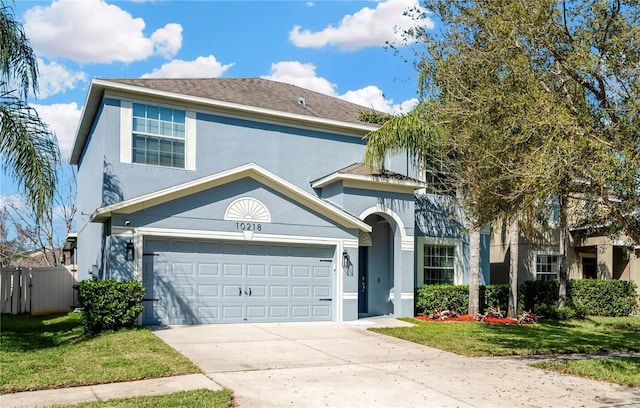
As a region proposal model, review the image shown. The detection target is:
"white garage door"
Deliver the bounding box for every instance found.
[142,239,335,325]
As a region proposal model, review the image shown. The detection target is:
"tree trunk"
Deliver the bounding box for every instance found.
[558,202,568,308]
[468,228,480,316]
[507,217,519,318]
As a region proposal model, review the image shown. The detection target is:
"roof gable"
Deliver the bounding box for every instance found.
[91,163,372,233]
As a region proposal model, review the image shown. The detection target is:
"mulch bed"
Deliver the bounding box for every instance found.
[415,314,531,324]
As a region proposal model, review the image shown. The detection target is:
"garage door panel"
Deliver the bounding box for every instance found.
[247,264,267,277]
[313,286,331,297]
[223,264,243,276]
[313,305,331,318]
[270,265,289,277]
[198,285,219,297]
[269,305,289,318]
[173,262,194,275]
[198,306,220,323]
[292,286,310,297]
[246,306,267,318]
[292,266,310,277]
[314,266,331,278]
[270,286,288,297]
[222,305,243,319]
[143,239,334,325]
[247,285,266,297]
[291,305,311,318]
[222,284,243,298]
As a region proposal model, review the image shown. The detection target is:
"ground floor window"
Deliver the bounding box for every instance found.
[536,254,559,280]
[423,245,455,285]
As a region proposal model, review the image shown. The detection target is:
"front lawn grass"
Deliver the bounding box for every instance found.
[0,312,200,394]
[371,316,640,357]
[60,389,233,408]
[532,357,640,389]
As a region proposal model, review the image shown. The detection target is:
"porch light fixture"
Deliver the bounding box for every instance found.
[125,240,135,261]
[342,251,353,276]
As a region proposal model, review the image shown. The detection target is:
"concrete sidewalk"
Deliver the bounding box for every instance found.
[0,374,223,408]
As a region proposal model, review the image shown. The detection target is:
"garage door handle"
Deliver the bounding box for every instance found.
[239,287,242,296]
[143,298,159,302]
[319,298,332,301]
[245,288,252,296]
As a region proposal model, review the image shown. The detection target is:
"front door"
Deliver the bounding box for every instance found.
[358,246,368,315]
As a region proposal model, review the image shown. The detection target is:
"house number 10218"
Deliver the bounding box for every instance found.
[236,222,262,231]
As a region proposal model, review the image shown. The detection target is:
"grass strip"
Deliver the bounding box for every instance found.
[370,316,640,357]
[59,388,233,408]
[1,313,200,394]
[531,357,640,389]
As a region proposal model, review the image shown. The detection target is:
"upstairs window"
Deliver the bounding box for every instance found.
[132,103,186,168]
[536,254,559,281]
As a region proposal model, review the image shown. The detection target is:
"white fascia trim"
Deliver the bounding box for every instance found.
[120,101,132,163]
[312,173,423,193]
[94,79,379,135]
[91,162,372,232]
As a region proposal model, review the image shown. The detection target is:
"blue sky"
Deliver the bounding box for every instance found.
[1,0,433,237]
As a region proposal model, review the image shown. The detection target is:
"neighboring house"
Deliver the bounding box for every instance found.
[490,219,640,288]
[70,78,489,325]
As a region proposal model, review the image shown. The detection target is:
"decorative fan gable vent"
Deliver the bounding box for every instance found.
[224,197,271,222]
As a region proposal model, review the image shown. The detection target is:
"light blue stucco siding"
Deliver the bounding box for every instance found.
[91,101,369,203]
[415,194,490,286]
[76,99,121,281]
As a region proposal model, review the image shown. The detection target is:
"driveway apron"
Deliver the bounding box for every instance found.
[153,320,640,407]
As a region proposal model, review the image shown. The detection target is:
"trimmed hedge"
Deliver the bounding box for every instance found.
[569,279,637,317]
[77,278,145,334]
[415,284,469,315]
[416,279,638,317]
[415,284,511,316]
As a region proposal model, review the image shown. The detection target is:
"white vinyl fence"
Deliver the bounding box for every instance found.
[0,266,77,315]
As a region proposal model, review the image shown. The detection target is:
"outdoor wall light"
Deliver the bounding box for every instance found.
[125,240,135,261]
[342,250,353,276]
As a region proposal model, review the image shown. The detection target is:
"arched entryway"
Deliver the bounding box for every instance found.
[358,213,396,317]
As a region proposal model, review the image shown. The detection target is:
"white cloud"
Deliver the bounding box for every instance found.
[341,86,418,114]
[263,61,417,114]
[31,103,83,161]
[289,0,432,51]
[23,0,183,63]
[35,59,87,99]
[262,61,337,96]
[142,55,235,78]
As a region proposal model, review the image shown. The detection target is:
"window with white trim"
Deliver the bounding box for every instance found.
[423,245,455,285]
[535,254,559,281]
[132,103,186,168]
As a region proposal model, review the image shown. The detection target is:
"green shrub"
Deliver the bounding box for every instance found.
[538,304,585,320]
[415,285,469,315]
[518,280,559,313]
[482,284,509,312]
[77,279,145,334]
[568,279,638,317]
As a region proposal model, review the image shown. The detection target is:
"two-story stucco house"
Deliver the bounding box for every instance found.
[70,78,490,325]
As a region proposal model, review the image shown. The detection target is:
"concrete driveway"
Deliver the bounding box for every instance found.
[154,319,640,407]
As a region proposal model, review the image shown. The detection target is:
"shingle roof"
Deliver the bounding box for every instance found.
[104,78,379,126]
[334,162,419,181]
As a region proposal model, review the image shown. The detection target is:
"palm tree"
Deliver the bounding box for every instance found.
[0,1,58,220]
